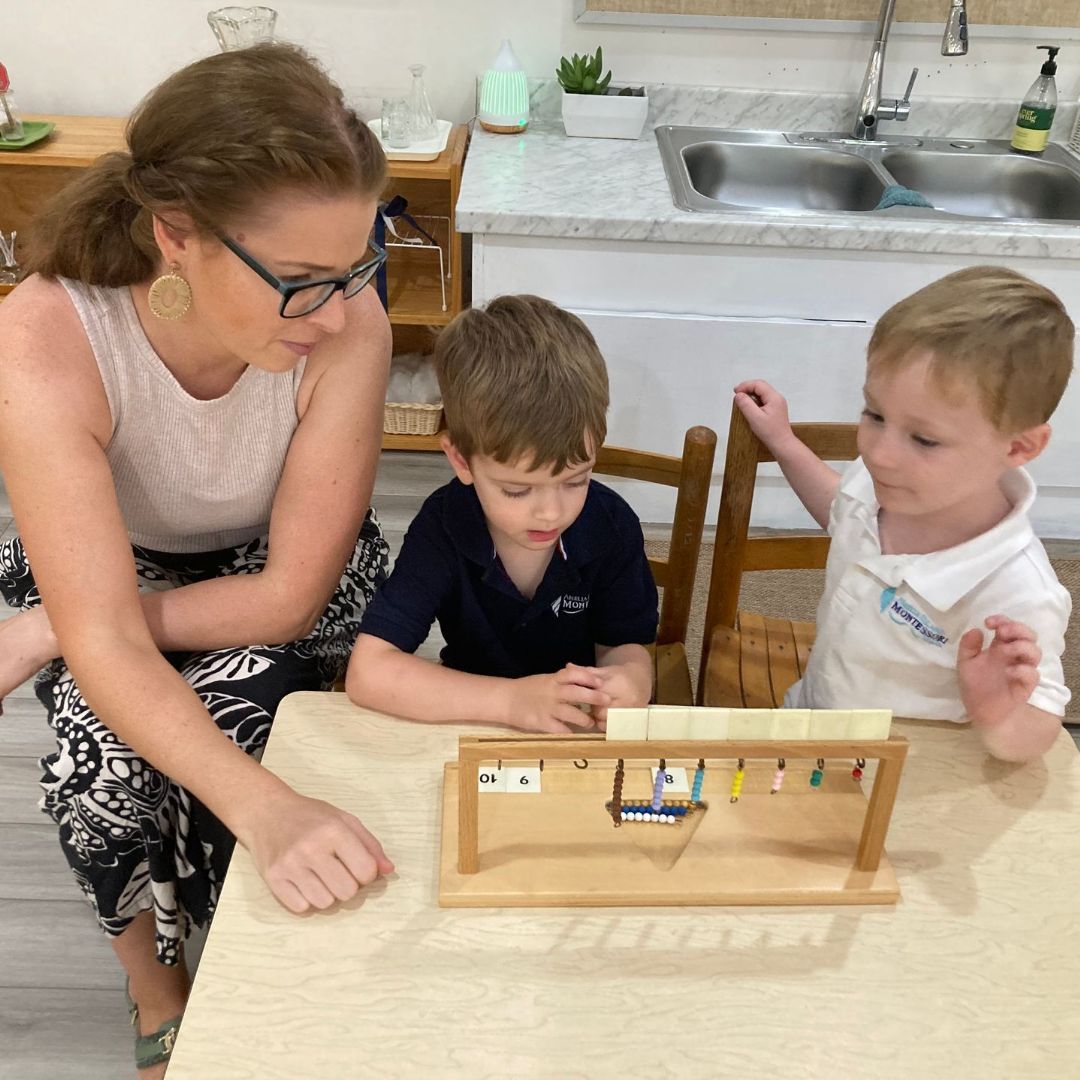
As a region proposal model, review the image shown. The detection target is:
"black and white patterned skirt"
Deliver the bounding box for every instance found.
[0,512,388,965]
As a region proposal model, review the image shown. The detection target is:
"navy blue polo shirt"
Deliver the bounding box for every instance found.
[359,478,659,677]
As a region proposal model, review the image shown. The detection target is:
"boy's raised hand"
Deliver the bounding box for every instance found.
[507,666,611,734]
[957,615,1042,727]
[733,380,794,455]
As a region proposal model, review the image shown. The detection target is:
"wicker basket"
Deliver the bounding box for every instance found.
[383,401,444,436]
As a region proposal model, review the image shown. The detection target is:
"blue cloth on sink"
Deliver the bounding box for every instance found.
[875,184,934,210]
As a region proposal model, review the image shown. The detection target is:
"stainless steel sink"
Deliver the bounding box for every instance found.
[880,148,1080,221]
[680,138,886,213]
[657,125,1080,223]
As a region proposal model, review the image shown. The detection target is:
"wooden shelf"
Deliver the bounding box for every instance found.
[1,115,126,168]
[380,429,446,452]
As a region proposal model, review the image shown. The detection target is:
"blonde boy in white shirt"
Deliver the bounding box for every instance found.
[734,265,1073,763]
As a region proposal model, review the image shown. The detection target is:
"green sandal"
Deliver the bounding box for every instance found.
[125,979,183,1070]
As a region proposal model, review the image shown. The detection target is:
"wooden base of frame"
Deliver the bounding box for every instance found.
[439,758,900,908]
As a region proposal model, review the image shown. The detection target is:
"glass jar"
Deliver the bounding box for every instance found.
[407,64,437,143]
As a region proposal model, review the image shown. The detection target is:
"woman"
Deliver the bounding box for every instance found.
[0,44,394,1075]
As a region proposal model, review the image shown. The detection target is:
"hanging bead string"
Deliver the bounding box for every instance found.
[621,800,690,824]
[650,759,667,812]
[810,757,825,788]
[770,757,786,795]
[611,759,625,827]
[691,758,705,804]
[729,757,745,803]
[852,758,865,782]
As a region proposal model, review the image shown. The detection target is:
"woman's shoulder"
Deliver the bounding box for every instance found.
[0,274,85,347]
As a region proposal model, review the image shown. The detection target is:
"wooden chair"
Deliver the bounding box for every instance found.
[697,403,858,708]
[594,425,716,706]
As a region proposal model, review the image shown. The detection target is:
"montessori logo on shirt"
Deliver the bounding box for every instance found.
[879,587,948,647]
[551,594,590,617]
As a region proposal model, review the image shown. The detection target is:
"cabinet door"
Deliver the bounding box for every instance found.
[574,308,873,527]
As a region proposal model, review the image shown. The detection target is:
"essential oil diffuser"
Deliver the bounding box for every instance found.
[478,39,529,134]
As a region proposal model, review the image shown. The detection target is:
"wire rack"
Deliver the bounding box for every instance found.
[381,212,451,312]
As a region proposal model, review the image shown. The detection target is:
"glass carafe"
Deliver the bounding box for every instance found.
[207,7,277,51]
[407,64,437,143]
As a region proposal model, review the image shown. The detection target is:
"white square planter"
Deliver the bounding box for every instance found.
[561,89,649,140]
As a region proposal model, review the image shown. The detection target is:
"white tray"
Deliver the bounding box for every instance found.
[367,118,452,161]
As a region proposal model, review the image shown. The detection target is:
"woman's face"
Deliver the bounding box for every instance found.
[181,189,379,371]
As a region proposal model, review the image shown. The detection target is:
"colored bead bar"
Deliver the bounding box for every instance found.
[729,758,745,803]
[770,758,786,795]
[810,757,825,788]
[610,759,625,826]
[650,759,666,812]
[852,757,865,781]
[691,758,705,803]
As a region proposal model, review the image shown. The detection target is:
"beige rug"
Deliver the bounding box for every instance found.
[648,541,1079,721]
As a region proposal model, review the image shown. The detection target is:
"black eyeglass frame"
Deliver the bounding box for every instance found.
[218,233,388,319]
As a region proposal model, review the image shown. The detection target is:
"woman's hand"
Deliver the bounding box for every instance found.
[242,788,395,913]
[0,605,60,714]
[733,380,796,456]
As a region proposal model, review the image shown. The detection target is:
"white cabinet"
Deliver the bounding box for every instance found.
[472,234,1080,536]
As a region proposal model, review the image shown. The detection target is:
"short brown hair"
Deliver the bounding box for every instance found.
[868,266,1074,432]
[27,43,386,285]
[434,295,609,471]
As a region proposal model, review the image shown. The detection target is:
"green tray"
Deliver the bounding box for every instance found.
[0,120,56,150]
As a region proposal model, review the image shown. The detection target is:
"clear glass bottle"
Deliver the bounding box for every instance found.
[0,63,25,142]
[407,64,437,143]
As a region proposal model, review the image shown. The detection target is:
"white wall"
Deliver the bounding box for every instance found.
[5,0,1080,125]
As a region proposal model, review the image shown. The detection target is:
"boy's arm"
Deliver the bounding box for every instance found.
[734,381,841,529]
[957,614,1065,762]
[346,635,609,733]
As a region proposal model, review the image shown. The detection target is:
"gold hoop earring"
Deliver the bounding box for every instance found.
[147,265,192,321]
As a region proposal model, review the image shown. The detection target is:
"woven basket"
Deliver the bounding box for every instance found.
[383,401,443,436]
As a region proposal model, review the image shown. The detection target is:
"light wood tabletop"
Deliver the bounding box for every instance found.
[167,692,1080,1080]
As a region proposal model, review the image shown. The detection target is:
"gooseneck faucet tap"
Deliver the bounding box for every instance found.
[850,0,969,141]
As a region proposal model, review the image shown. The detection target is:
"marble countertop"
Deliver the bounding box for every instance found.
[456,85,1080,259]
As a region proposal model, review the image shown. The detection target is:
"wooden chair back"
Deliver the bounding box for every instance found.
[594,425,717,646]
[698,403,858,700]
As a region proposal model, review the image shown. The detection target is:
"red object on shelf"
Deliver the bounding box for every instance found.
[0,64,10,94]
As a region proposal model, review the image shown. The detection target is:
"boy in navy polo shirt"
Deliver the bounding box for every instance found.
[347,295,657,733]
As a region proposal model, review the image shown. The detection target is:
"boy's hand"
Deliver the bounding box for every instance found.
[591,662,652,721]
[957,615,1042,728]
[733,380,795,456]
[506,666,611,734]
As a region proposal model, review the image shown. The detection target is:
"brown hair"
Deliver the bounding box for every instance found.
[868,265,1074,432]
[26,43,386,284]
[434,295,609,471]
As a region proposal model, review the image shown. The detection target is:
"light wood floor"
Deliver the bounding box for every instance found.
[1,454,1077,1078]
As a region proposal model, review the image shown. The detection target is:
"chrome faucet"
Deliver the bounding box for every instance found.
[850,0,969,141]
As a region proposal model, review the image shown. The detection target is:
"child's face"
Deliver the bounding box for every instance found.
[445,445,594,554]
[858,352,1045,521]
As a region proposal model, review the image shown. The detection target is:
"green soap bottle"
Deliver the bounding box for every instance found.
[1011,45,1060,156]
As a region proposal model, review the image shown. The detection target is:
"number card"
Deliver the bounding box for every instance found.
[505,767,542,793]
[477,768,506,792]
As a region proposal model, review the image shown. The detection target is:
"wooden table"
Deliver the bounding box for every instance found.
[167,693,1080,1079]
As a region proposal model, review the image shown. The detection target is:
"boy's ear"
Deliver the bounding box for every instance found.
[1006,422,1051,467]
[441,435,475,485]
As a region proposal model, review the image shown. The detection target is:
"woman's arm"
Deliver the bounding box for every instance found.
[0,279,392,908]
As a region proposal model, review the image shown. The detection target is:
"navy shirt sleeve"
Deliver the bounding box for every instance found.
[358,495,456,654]
[588,494,659,648]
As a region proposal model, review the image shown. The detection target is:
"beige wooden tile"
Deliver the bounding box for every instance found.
[0,824,78,901]
[0,757,49,825]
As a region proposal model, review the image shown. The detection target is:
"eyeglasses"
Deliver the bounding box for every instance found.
[219,233,387,319]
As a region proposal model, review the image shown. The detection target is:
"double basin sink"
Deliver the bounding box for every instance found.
[657,127,1080,224]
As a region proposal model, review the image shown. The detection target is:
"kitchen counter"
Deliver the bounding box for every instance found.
[457,84,1080,259]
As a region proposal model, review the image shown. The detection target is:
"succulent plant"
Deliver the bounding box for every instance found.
[557,47,612,95]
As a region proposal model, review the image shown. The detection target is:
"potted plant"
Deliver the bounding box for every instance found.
[557,47,648,140]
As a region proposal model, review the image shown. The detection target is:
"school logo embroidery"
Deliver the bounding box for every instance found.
[551,594,589,617]
[879,587,948,647]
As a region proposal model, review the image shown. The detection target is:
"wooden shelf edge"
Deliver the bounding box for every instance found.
[381,430,447,452]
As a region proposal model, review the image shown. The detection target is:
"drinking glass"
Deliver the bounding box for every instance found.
[381,95,412,149]
[207,6,277,51]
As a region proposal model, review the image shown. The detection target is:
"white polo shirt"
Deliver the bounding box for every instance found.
[785,458,1071,721]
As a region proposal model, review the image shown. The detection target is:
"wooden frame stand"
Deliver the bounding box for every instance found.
[440,733,908,908]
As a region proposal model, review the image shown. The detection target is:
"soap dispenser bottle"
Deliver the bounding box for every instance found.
[1011,45,1060,156]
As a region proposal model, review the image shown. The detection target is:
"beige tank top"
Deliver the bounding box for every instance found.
[61,278,306,553]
